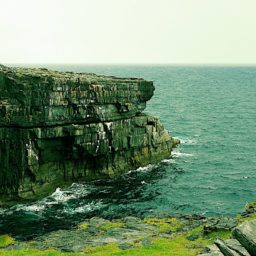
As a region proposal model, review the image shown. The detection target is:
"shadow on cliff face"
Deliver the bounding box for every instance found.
[0,161,182,240]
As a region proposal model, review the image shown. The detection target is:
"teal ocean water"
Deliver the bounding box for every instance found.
[1,65,256,239]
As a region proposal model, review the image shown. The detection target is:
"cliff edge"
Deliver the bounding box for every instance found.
[0,66,178,199]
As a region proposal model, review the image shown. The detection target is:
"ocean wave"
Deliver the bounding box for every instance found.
[126,164,156,175]
[50,187,77,202]
[0,208,7,215]
[19,204,46,212]
[196,185,217,190]
[161,158,175,164]
[179,138,197,145]
[49,184,92,202]
[62,200,104,215]
[75,201,103,213]
[172,148,194,158]
[3,187,95,217]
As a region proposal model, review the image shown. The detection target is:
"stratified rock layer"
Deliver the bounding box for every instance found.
[0,66,178,199]
[199,220,256,256]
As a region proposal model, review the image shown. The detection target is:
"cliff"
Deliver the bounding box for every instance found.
[0,66,178,199]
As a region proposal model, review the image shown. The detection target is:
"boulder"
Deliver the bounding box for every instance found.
[203,217,238,234]
[198,244,224,256]
[215,239,245,256]
[217,239,250,256]
[232,220,256,256]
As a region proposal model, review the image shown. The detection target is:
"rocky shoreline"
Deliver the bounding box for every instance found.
[199,202,256,256]
[0,202,256,255]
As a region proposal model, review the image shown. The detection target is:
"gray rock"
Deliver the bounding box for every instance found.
[242,202,256,217]
[223,239,250,256]
[88,217,109,226]
[232,220,256,256]
[186,234,200,241]
[119,242,137,249]
[204,217,238,234]
[122,216,141,224]
[215,239,241,256]
[198,244,224,256]
[198,253,224,256]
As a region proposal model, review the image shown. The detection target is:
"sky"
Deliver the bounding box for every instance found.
[0,0,256,64]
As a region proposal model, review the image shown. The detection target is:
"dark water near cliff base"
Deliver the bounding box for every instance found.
[1,65,256,240]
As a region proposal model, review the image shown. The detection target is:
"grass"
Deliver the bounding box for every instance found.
[0,249,81,256]
[143,217,183,234]
[0,235,15,248]
[237,212,256,223]
[78,223,89,229]
[99,221,124,231]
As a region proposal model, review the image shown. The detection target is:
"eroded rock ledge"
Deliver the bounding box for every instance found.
[0,66,178,199]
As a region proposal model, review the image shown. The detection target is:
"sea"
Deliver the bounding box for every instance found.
[0,64,256,240]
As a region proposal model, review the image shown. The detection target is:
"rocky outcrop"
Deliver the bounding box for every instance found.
[199,220,256,256]
[232,220,256,256]
[0,66,178,199]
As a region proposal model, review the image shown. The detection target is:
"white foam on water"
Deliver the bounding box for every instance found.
[179,138,197,145]
[0,208,7,215]
[21,204,46,212]
[62,200,104,215]
[125,164,156,176]
[50,187,77,202]
[172,148,194,158]
[161,158,175,164]
[9,202,46,213]
[74,205,92,213]
[75,201,103,213]
[135,164,155,173]
[7,183,95,214]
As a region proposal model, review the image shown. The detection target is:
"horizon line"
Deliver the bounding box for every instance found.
[3,62,256,67]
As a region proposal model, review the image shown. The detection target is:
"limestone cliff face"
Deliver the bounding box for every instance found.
[0,66,178,199]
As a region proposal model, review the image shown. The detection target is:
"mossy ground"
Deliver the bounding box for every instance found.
[144,217,183,233]
[1,203,256,256]
[0,226,231,256]
[99,221,125,231]
[81,226,231,256]
[0,235,14,248]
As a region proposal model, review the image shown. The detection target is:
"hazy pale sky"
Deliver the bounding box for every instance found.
[1,0,256,64]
